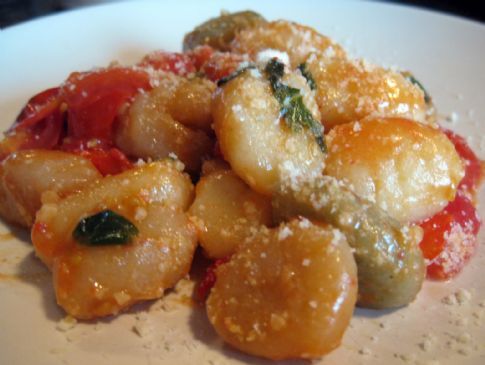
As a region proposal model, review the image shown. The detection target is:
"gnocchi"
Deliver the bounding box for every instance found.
[115,74,214,173]
[231,20,345,68]
[189,168,272,259]
[207,219,357,360]
[0,150,101,227]
[212,67,325,195]
[325,118,464,223]
[306,53,434,128]
[31,160,196,318]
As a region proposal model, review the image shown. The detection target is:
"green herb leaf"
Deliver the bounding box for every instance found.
[265,58,326,153]
[297,63,317,90]
[401,71,431,104]
[217,64,256,87]
[73,210,139,246]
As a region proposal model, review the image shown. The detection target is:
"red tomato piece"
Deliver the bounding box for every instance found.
[139,51,196,76]
[187,45,215,69]
[419,192,481,280]
[197,257,230,302]
[14,87,61,130]
[61,67,150,140]
[189,46,246,82]
[443,128,484,195]
[61,138,132,176]
[0,89,65,160]
[202,52,247,82]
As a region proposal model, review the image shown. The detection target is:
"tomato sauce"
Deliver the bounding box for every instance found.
[419,128,483,280]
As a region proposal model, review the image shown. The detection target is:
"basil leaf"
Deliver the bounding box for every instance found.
[73,210,139,246]
[401,71,431,104]
[297,63,317,90]
[217,64,256,87]
[265,58,326,153]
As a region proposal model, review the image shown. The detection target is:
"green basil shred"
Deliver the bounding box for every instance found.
[297,62,317,90]
[265,59,326,153]
[217,64,256,87]
[402,71,431,104]
[73,210,139,246]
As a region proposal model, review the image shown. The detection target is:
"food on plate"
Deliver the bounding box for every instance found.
[212,59,325,196]
[189,166,272,259]
[418,129,483,280]
[305,53,435,128]
[183,10,267,52]
[206,219,357,360]
[0,150,101,227]
[231,20,346,68]
[31,160,197,319]
[272,174,425,309]
[115,73,214,173]
[0,9,483,361]
[324,117,464,223]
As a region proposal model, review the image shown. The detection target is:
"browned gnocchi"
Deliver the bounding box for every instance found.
[305,53,434,128]
[189,168,272,259]
[212,67,325,196]
[206,219,357,360]
[231,20,345,68]
[0,150,101,227]
[115,74,214,173]
[325,118,464,223]
[31,160,197,319]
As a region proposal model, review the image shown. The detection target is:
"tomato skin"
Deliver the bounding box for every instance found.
[197,257,230,302]
[419,192,481,280]
[419,128,484,280]
[0,87,64,160]
[139,51,196,76]
[188,45,214,69]
[419,129,483,280]
[2,67,151,161]
[443,128,484,196]
[14,87,61,130]
[61,138,132,176]
[62,68,151,140]
[188,45,246,82]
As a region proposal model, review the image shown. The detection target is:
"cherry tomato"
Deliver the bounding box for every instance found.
[189,46,246,82]
[188,45,214,69]
[62,67,150,140]
[443,128,484,196]
[14,87,61,130]
[61,138,132,176]
[139,51,196,76]
[197,257,230,302]
[419,192,481,280]
[0,88,64,160]
[203,52,247,82]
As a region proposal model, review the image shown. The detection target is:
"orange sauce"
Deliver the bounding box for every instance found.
[0,232,14,241]
[0,271,50,282]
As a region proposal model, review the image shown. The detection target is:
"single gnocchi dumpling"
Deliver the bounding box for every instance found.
[231,20,345,68]
[305,54,434,129]
[183,10,267,51]
[212,64,326,196]
[189,168,272,259]
[0,150,101,227]
[115,73,214,173]
[206,219,357,360]
[325,118,464,223]
[31,160,197,319]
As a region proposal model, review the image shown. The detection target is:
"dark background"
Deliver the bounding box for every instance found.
[0,0,484,28]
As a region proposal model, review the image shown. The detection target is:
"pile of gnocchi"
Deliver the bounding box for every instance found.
[0,10,482,361]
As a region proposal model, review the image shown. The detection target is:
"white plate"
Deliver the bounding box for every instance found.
[1,1,484,364]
